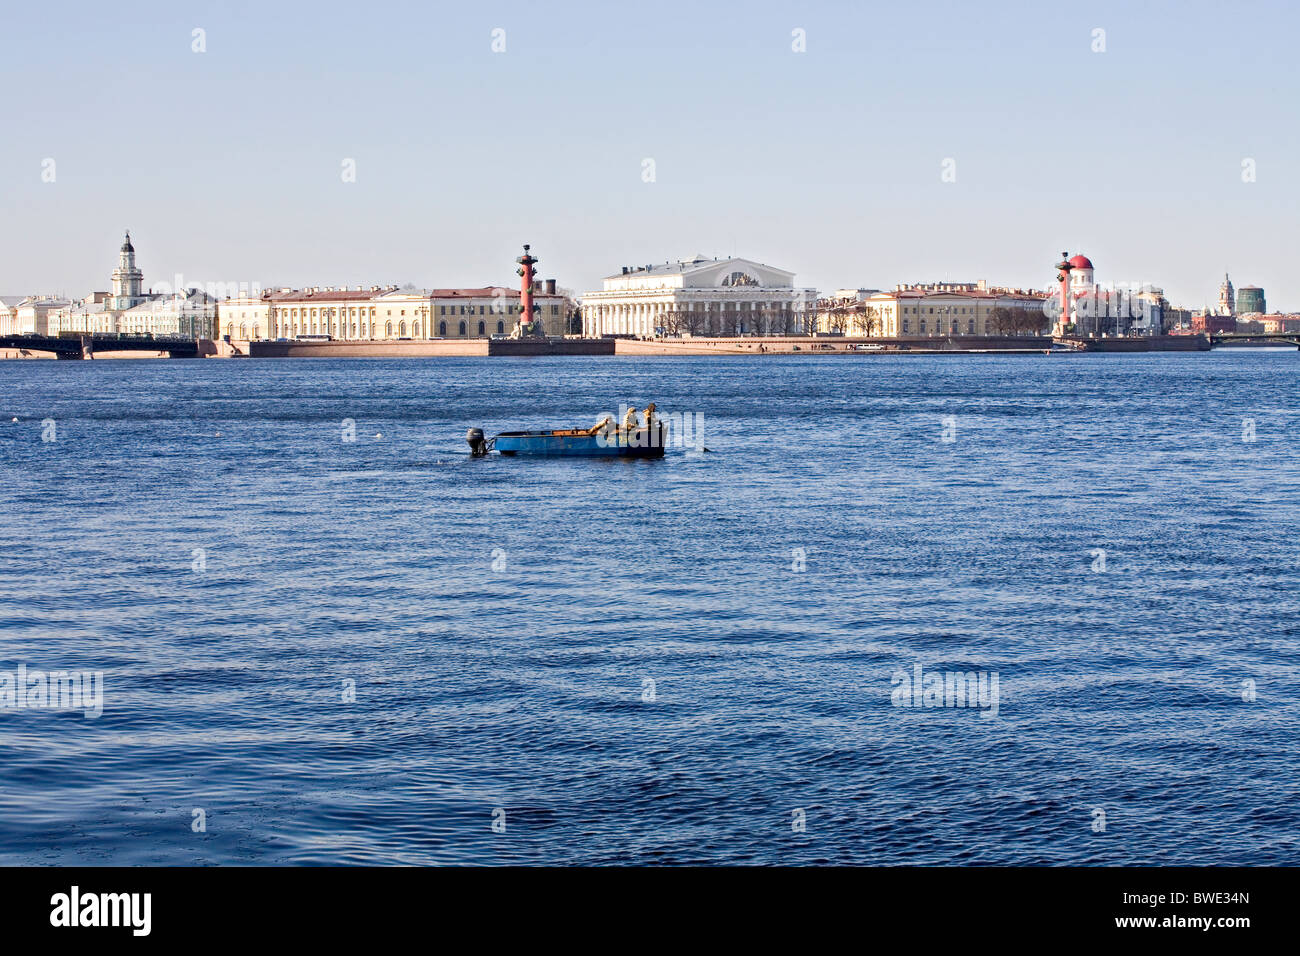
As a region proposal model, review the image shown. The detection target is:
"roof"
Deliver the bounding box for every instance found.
[602,255,794,281]
[265,287,393,302]
[882,288,1047,300]
[262,286,563,302]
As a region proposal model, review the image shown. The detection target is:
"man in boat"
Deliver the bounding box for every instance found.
[622,405,641,433]
[585,414,614,436]
[642,403,660,447]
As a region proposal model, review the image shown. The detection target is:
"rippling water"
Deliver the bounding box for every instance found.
[0,351,1297,865]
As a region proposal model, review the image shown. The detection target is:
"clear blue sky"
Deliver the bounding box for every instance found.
[3,0,1296,309]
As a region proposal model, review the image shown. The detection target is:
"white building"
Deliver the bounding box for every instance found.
[0,297,32,335]
[7,296,72,336]
[115,289,220,338]
[47,293,114,335]
[581,255,817,337]
[47,232,219,339]
[217,284,571,342]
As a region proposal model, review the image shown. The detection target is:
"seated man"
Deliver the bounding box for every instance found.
[622,405,641,432]
[585,415,614,436]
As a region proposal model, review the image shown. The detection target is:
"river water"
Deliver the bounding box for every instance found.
[0,351,1297,864]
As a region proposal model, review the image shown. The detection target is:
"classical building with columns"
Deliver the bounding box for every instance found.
[821,282,1050,337]
[581,256,816,337]
[217,284,571,342]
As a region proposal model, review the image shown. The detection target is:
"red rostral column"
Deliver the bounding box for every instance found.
[516,244,538,332]
[1055,251,1073,336]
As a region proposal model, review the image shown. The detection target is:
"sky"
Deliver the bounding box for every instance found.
[2,0,1297,309]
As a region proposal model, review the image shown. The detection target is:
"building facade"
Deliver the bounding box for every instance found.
[44,232,220,339]
[0,297,27,335]
[824,282,1049,337]
[1259,314,1300,334]
[1191,309,1236,334]
[5,297,72,335]
[218,284,570,342]
[1053,254,1163,336]
[581,256,816,337]
[1236,285,1266,315]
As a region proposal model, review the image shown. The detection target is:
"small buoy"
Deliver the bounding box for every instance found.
[214,432,222,437]
[10,417,16,423]
[374,433,382,439]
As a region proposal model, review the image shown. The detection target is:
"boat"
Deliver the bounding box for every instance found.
[467,423,666,458]
[464,243,667,458]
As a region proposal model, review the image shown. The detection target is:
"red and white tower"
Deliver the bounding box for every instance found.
[515,244,539,335]
[1053,252,1094,336]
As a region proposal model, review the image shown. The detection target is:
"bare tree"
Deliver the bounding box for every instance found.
[661,308,687,337]
[823,303,850,335]
[851,304,881,337]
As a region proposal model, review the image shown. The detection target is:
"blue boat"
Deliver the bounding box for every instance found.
[467,423,665,458]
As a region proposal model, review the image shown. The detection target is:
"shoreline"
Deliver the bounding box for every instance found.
[3,333,1289,362]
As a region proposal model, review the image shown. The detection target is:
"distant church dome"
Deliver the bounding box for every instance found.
[1067,254,1094,270]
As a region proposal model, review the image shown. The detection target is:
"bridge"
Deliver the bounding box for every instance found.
[0,333,201,359]
[1209,332,1300,349]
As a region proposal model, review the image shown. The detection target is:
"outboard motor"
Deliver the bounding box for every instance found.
[466,427,488,457]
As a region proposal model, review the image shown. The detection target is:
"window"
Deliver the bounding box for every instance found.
[239,323,247,338]
[399,321,407,336]
[439,321,446,335]
[458,321,466,335]
[385,321,393,337]
[477,321,485,335]
[496,321,504,334]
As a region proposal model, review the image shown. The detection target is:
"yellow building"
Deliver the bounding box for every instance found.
[819,282,1048,337]
[218,285,570,342]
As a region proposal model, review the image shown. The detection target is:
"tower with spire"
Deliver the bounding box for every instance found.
[1217,272,1235,316]
[109,230,145,311]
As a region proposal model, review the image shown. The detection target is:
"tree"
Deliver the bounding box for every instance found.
[661,308,687,337]
[823,303,850,335]
[1012,305,1048,336]
[852,304,881,337]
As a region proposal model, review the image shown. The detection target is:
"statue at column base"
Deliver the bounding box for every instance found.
[510,316,547,338]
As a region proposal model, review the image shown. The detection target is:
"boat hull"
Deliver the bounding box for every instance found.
[492,426,665,457]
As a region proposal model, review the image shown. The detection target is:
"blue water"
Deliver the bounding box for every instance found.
[0,351,1297,865]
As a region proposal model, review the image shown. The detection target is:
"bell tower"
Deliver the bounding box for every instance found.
[1217,272,1235,316]
[110,230,144,310]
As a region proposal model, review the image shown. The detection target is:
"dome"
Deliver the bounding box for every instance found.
[1067,254,1093,270]
[120,230,134,253]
